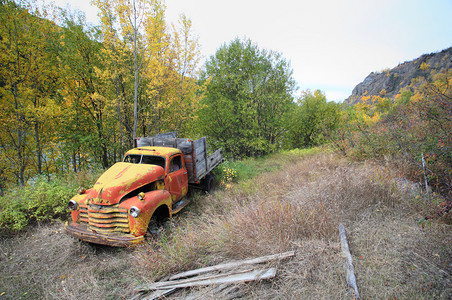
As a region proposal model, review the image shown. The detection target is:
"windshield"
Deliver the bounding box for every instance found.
[123,155,165,169]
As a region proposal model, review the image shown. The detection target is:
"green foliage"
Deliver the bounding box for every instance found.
[0,170,101,233]
[214,161,238,189]
[283,89,341,149]
[198,38,296,158]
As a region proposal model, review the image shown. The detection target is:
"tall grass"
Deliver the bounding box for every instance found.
[137,150,408,279]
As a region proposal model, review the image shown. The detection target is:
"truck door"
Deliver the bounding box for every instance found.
[167,154,188,203]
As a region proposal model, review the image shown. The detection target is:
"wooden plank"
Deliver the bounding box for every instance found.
[153,138,177,148]
[175,139,193,154]
[169,251,294,280]
[142,268,254,291]
[136,137,153,147]
[140,268,276,291]
[141,288,177,300]
[193,138,206,155]
[196,162,207,179]
[193,137,207,180]
[152,131,178,139]
[207,148,223,173]
[339,224,360,299]
[194,146,205,157]
[182,284,242,300]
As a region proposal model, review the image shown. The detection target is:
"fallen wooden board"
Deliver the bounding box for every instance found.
[169,251,294,280]
[141,288,176,300]
[139,268,254,292]
[140,268,276,291]
[339,224,360,299]
[181,284,242,300]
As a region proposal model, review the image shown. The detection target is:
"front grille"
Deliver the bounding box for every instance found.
[79,203,130,234]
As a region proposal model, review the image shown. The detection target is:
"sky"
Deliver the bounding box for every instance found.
[50,0,452,102]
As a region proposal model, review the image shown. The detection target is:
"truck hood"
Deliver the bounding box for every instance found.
[89,162,165,205]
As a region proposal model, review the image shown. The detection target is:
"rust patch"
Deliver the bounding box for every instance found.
[64,223,143,247]
[114,164,131,179]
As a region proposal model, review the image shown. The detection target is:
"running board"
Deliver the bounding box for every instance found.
[172,199,191,214]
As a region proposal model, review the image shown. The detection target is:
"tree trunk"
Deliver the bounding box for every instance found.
[115,74,124,156]
[13,83,26,185]
[132,0,139,143]
[34,118,42,175]
[72,151,77,173]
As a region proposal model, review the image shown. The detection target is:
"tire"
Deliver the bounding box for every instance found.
[146,217,161,237]
[204,173,215,194]
[146,206,170,238]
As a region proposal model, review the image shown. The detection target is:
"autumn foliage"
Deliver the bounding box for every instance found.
[333,68,451,199]
[0,0,202,189]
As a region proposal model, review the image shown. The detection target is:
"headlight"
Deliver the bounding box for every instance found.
[68,199,78,210]
[130,206,140,218]
[137,192,145,200]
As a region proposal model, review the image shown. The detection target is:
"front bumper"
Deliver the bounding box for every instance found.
[64,222,144,247]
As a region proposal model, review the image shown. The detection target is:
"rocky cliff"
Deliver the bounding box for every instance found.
[345,47,452,104]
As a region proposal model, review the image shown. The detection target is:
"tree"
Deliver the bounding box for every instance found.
[283,90,340,149]
[112,0,167,142]
[156,13,202,135]
[94,0,202,142]
[330,67,451,197]
[58,10,113,169]
[0,0,203,189]
[198,38,295,158]
[93,0,132,157]
[0,0,60,184]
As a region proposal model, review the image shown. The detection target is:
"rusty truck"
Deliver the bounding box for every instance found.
[64,133,223,246]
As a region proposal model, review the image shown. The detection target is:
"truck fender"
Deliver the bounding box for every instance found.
[121,190,172,236]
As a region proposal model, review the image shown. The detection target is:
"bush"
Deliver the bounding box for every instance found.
[0,170,101,234]
[333,69,451,198]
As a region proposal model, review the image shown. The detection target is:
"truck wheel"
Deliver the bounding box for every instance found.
[146,217,161,236]
[205,173,215,194]
[146,206,170,237]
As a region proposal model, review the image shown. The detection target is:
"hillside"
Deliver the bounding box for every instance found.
[345,47,452,104]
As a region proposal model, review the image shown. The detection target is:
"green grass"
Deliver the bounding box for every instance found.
[214,147,322,184]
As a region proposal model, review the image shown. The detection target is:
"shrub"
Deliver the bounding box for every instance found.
[0,170,101,234]
[332,69,451,198]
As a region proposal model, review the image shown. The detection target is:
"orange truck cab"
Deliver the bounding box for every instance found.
[64,134,222,247]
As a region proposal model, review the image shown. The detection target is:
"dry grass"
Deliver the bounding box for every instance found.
[136,152,451,299]
[0,222,141,299]
[1,151,450,299]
